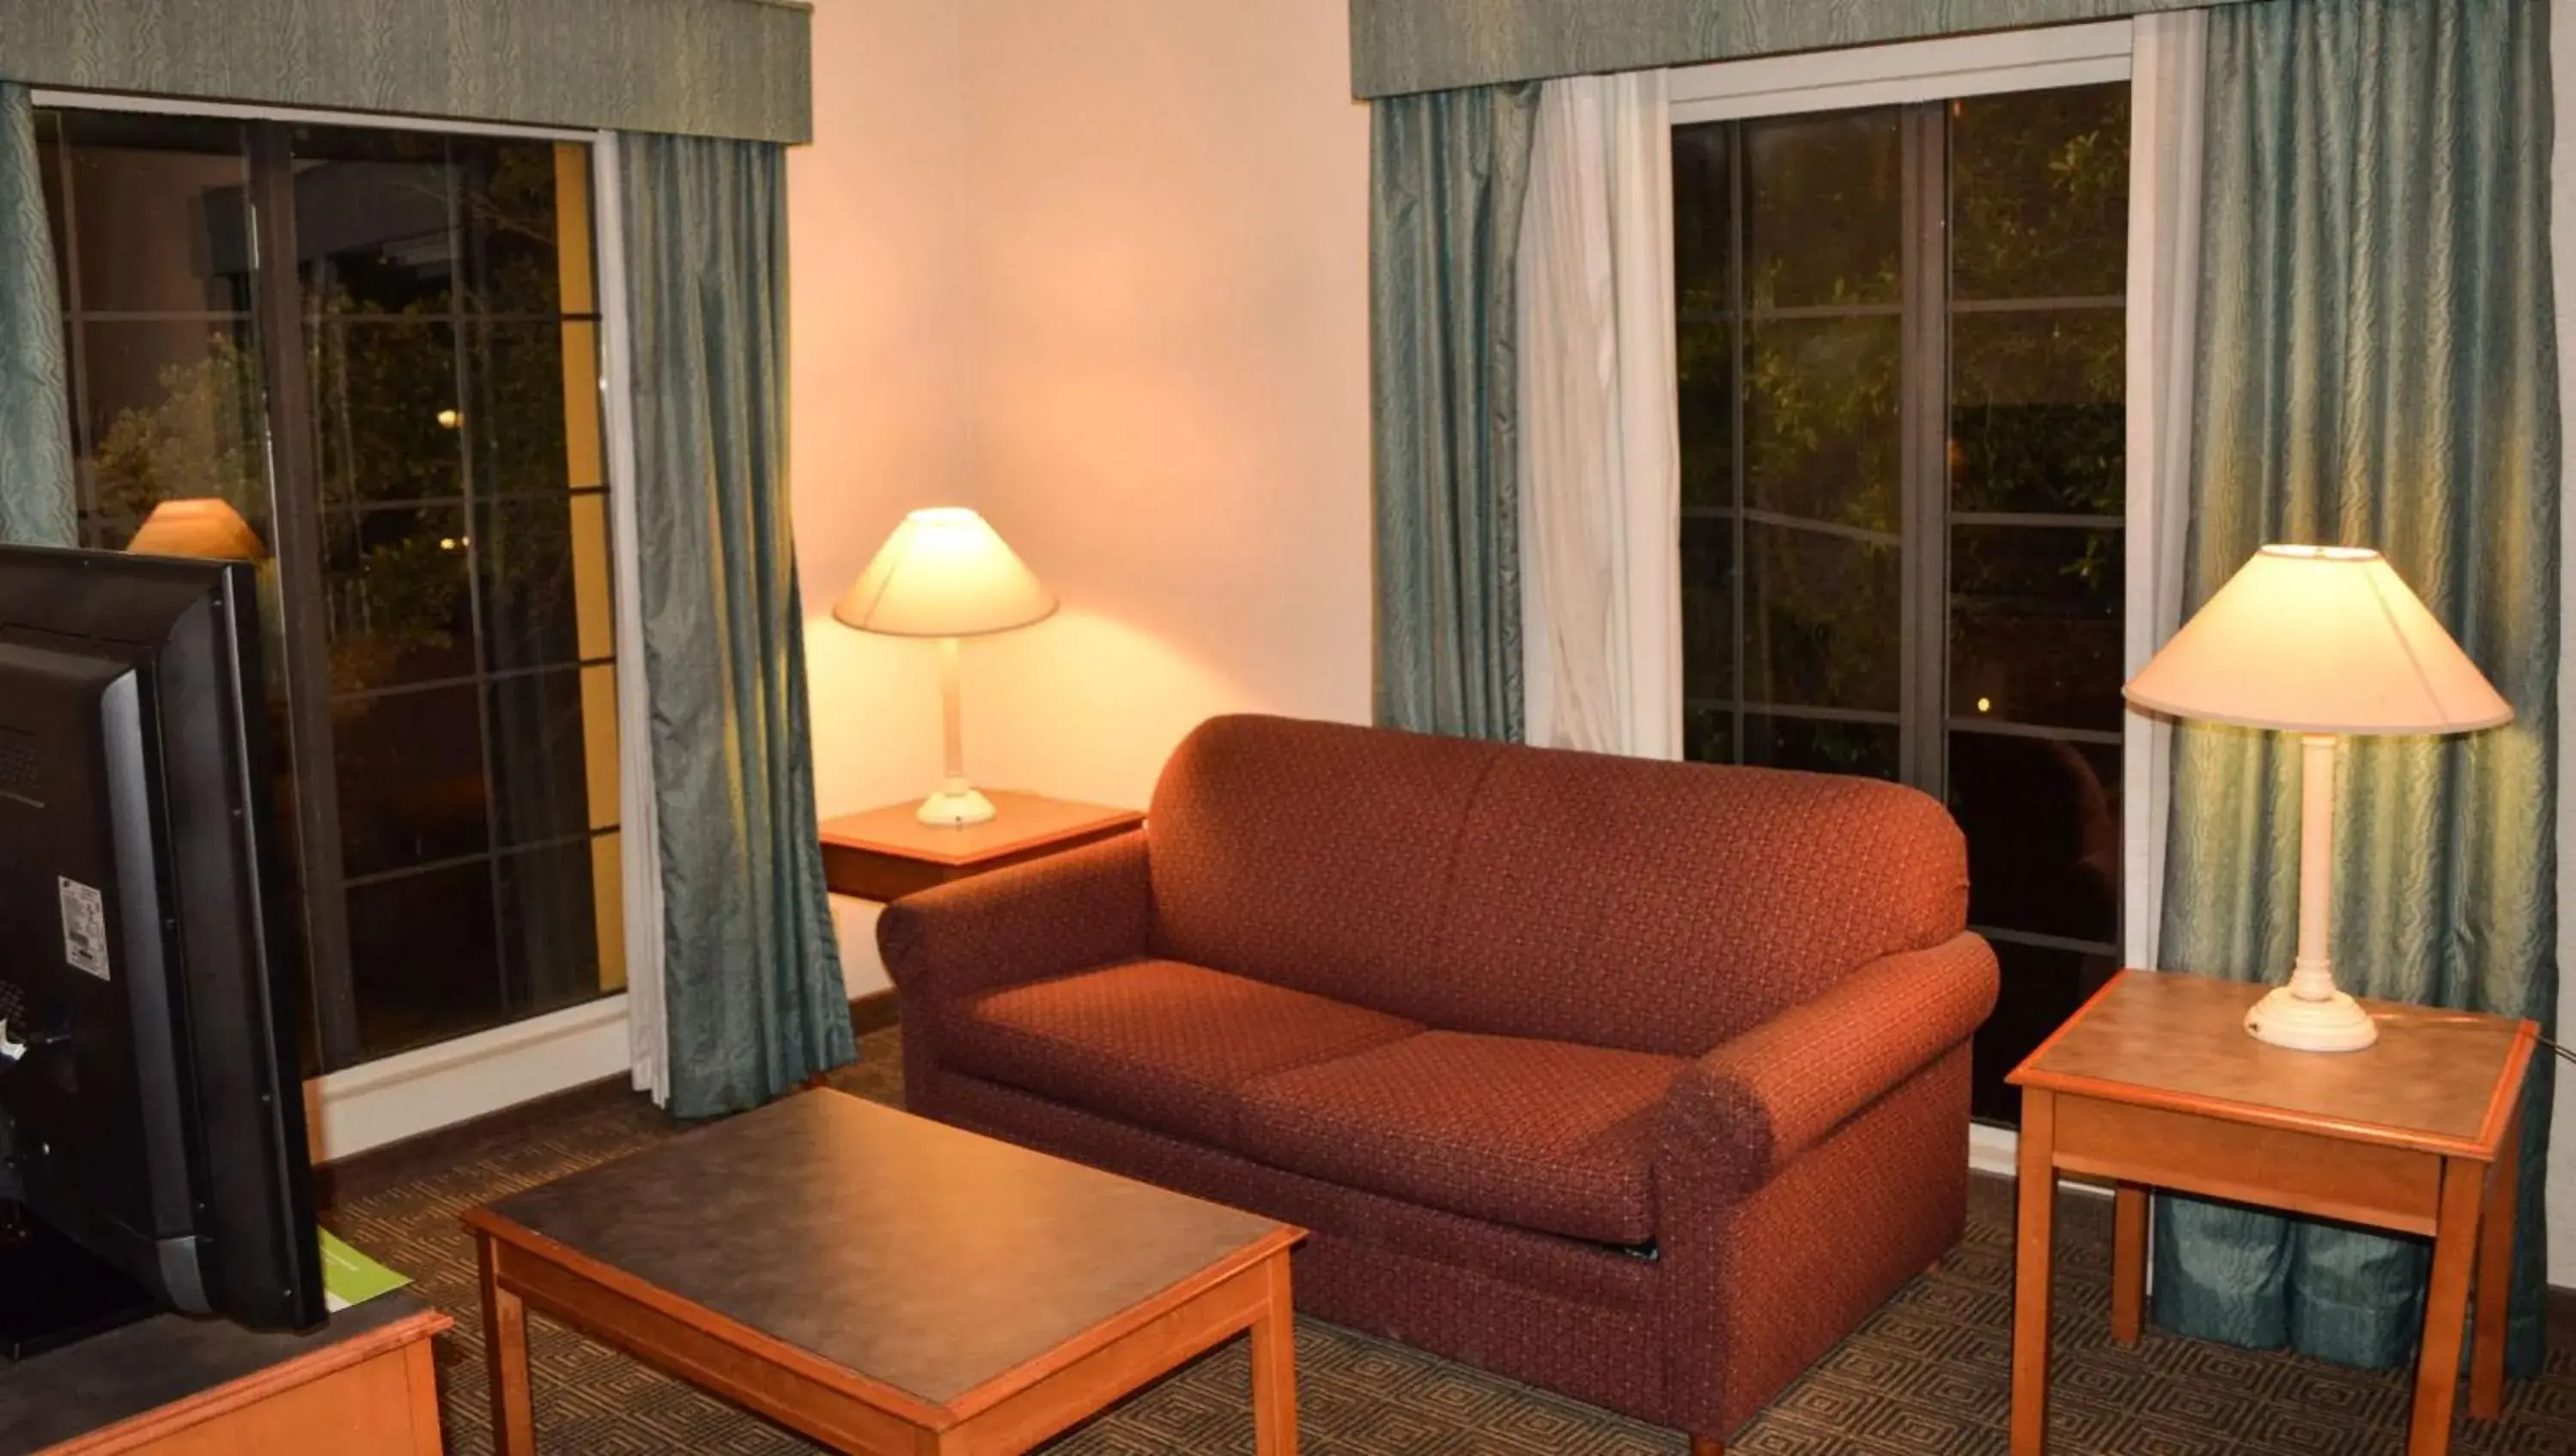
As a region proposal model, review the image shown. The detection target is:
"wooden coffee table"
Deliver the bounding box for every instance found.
[465,1091,1303,1454]
[2007,968,2535,1456]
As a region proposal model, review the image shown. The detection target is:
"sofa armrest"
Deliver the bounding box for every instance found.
[875,829,1155,1010]
[1660,931,1997,1201]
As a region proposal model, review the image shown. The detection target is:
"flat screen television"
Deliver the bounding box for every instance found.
[0,543,325,1356]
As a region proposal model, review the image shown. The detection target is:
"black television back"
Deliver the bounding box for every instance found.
[0,543,324,1350]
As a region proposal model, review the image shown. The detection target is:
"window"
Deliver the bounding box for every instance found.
[1672,81,2129,1124]
[34,104,626,1071]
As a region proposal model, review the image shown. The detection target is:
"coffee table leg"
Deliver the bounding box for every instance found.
[2011,1089,2057,1455]
[479,1233,538,1455]
[1250,1253,1298,1456]
[2470,1107,2523,1421]
[2411,1155,2484,1454]
[2111,1183,2147,1346]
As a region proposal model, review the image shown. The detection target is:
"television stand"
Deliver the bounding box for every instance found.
[0,1201,159,1362]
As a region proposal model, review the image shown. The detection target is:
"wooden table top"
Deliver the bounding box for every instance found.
[0,1291,447,1455]
[2009,968,2535,1159]
[817,792,1143,869]
[467,1092,1295,1410]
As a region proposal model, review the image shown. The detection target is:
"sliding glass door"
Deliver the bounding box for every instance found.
[33,104,627,1071]
[1673,82,2130,1123]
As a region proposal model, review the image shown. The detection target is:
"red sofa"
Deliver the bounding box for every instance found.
[880,714,1997,1450]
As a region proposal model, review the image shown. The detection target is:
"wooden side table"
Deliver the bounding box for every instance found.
[2007,969,2534,1456]
[818,792,1144,903]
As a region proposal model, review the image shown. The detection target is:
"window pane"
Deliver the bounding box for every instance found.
[1745,109,1903,309]
[348,862,501,1059]
[477,494,586,672]
[1741,713,1900,781]
[80,320,272,541]
[1971,938,2118,1125]
[453,137,575,315]
[1950,309,2124,515]
[1681,514,1735,701]
[1744,316,1899,529]
[1677,321,1735,510]
[1745,521,1900,712]
[1950,525,2124,731]
[1685,705,1735,766]
[310,320,465,503]
[498,841,605,1019]
[484,670,592,849]
[55,112,253,314]
[1947,731,2121,942]
[1952,82,2131,301]
[465,322,572,495]
[333,684,490,877]
[294,126,456,317]
[1672,123,1733,315]
[321,504,477,692]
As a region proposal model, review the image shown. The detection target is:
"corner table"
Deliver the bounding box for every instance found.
[2006,968,2534,1456]
[819,792,1144,903]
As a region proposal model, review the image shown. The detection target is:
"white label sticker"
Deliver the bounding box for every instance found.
[58,877,108,980]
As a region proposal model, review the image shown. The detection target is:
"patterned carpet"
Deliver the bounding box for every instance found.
[319,1027,2576,1454]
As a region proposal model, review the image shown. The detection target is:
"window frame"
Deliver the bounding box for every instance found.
[33,88,652,1076]
[1668,32,2145,1129]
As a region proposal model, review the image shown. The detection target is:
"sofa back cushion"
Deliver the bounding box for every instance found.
[1148,715,1968,1057]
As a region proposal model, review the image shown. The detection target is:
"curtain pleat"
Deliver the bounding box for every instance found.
[1371,82,1542,741]
[618,132,854,1119]
[0,83,74,548]
[2154,0,2557,1376]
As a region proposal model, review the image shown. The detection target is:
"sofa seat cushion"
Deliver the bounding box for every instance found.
[943,959,1422,1148]
[1237,1031,1684,1245]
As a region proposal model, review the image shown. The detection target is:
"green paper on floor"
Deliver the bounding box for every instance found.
[319,1229,411,1313]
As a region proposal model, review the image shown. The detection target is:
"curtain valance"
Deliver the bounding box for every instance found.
[1350,0,2256,98]
[0,0,811,143]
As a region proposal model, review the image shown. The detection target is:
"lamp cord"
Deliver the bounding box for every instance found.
[2349,1008,2574,1070]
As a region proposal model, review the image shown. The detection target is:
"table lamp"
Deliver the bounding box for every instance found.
[835,507,1056,827]
[2123,544,2511,1051]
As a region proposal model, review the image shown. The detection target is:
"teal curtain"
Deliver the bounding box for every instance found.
[620,132,854,1119]
[1348,0,2261,99]
[0,83,72,548]
[1371,82,1540,740]
[2154,0,2556,1377]
[0,0,811,143]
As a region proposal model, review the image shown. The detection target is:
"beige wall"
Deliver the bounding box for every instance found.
[790,0,1374,825]
[789,0,1370,996]
[951,0,1376,809]
[788,0,975,823]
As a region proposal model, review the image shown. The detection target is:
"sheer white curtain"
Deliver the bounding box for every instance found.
[597,132,671,1105]
[1516,72,1683,759]
[2121,11,2205,970]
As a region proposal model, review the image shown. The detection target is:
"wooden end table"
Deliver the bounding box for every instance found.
[465,1090,1303,1455]
[819,792,1144,903]
[2007,968,2535,1456]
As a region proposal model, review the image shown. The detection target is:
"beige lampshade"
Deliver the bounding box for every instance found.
[833,507,1056,638]
[127,498,264,561]
[2124,544,2512,735]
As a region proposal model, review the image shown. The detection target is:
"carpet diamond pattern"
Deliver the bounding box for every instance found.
[319,1028,2576,1454]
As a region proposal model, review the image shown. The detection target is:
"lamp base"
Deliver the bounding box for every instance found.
[2244,983,2379,1053]
[916,786,997,828]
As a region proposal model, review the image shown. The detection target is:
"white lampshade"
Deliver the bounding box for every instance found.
[128,498,264,561]
[833,507,1055,639]
[2124,544,2510,735]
